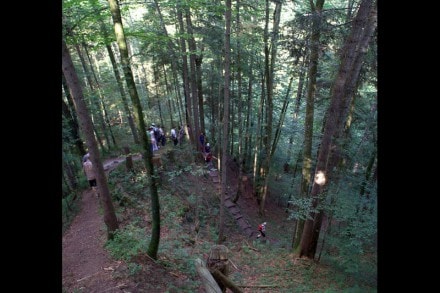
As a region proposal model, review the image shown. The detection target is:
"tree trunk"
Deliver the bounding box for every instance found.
[258,0,282,216]
[62,39,119,239]
[299,0,377,259]
[107,0,161,259]
[176,3,193,140]
[154,0,180,131]
[105,43,139,144]
[219,0,232,244]
[61,81,87,156]
[83,43,117,148]
[294,0,325,252]
[234,3,243,203]
[244,53,254,174]
[185,7,201,147]
[124,146,134,172]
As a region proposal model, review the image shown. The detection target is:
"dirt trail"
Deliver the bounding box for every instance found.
[62,151,290,292]
[62,157,141,293]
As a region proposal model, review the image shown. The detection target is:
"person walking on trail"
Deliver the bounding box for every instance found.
[82,154,98,197]
[170,126,178,146]
[204,142,211,154]
[205,152,214,170]
[158,126,166,146]
[148,127,159,152]
[257,222,267,238]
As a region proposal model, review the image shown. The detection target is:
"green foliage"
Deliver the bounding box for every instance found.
[62,192,81,234]
[105,224,150,261]
[158,241,197,279]
[320,185,377,287]
[126,262,143,276]
[287,195,320,221]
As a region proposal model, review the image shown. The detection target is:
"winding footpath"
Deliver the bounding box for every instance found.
[62,152,259,292]
[62,157,140,293]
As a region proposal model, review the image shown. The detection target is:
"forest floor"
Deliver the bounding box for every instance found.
[62,147,336,293]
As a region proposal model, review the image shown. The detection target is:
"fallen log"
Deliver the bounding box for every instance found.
[210,269,243,293]
[195,258,222,293]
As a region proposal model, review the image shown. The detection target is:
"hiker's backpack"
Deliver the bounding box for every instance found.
[154,127,160,139]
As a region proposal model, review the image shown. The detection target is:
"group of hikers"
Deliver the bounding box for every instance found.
[147,123,186,151]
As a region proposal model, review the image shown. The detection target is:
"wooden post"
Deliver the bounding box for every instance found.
[152,155,162,168]
[124,146,133,172]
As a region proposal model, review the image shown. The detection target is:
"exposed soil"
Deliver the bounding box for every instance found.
[62,151,292,293]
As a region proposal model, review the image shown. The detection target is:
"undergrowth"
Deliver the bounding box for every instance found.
[102,144,377,292]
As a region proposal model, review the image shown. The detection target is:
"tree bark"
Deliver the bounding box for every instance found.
[211,269,243,293]
[107,0,161,259]
[294,0,325,252]
[219,0,232,244]
[176,3,193,140]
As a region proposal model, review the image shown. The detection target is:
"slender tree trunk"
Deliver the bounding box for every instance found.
[176,3,193,139]
[162,64,175,129]
[78,40,111,150]
[258,0,282,216]
[185,7,200,146]
[107,0,161,259]
[154,0,181,131]
[105,42,139,144]
[270,76,293,158]
[244,53,254,174]
[294,0,325,252]
[87,47,117,148]
[219,0,232,244]
[233,0,243,204]
[286,53,307,168]
[195,52,205,133]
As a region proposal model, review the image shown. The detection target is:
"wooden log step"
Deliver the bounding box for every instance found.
[229,207,240,215]
[234,215,243,221]
[209,170,219,177]
[224,200,236,208]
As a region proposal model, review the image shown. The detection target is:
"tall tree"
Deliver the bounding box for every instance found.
[233,0,243,204]
[62,38,119,239]
[294,0,325,251]
[83,43,117,148]
[219,0,232,244]
[185,6,201,147]
[176,2,194,142]
[62,74,87,156]
[257,0,282,216]
[299,0,377,259]
[107,0,161,259]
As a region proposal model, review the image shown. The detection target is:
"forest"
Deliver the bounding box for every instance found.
[62,0,377,292]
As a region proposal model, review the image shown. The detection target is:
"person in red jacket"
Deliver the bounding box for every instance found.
[257,222,266,238]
